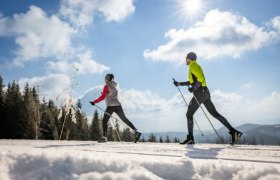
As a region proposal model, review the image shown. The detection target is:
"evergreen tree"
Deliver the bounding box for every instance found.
[121,128,133,142]
[173,137,180,143]
[57,106,68,140]
[90,110,102,141]
[48,100,59,140]
[148,133,157,142]
[139,136,146,142]
[165,135,170,143]
[0,76,6,138]
[5,81,24,138]
[64,108,76,140]
[39,98,54,140]
[114,121,121,141]
[107,124,117,141]
[159,136,164,143]
[22,84,40,139]
[75,99,89,140]
[57,99,77,140]
[32,87,40,139]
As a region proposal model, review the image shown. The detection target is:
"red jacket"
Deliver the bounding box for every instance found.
[93,85,108,104]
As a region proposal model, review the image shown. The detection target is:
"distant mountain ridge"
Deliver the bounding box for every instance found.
[142,123,280,145]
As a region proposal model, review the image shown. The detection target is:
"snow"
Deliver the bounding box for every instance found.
[0,140,280,180]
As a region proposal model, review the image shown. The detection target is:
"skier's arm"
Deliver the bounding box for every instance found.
[92,85,109,104]
[178,81,190,86]
[173,80,190,86]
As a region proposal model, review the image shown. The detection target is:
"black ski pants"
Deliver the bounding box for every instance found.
[102,106,136,137]
[186,87,234,136]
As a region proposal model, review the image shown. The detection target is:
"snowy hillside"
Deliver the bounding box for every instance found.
[141,124,280,145]
[213,124,280,145]
[1,140,280,180]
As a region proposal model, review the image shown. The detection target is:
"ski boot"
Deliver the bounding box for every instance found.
[98,136,107,143]
[134,131,142,143]
[229,130,242,145]
[180,135,195,145]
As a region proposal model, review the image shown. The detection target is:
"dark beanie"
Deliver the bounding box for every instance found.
[186,52,197,61]
[105,74,114,81]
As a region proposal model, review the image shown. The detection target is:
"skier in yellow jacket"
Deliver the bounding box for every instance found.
[174,52,242,145]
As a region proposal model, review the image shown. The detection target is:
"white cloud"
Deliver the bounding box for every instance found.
[59,0,97,28]
[7,5,75,66]
[0,13,9,36]
[209,90,280,127]
[212,90,242,105]
[120,88,167,112]
[0,4,112,76]
[0,1,136,68]
[47,60,74,75]
[96,0,135,22]
[270,16,280,31]
[119,89,191,132]
[74,51,110,74]
[47,50,109,75]
[144,9,280,63]
[18,74,72,101]
[59,0,135,28]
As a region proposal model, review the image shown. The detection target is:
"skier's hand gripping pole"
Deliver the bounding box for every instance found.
[172,78,204,136]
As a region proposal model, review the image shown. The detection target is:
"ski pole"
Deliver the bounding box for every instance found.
[173,78,204,136]
[93,104,123,142]
[188,87,224,144]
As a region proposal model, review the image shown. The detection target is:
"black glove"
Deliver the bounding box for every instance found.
[89,101,95,106]
[173,80,180,86]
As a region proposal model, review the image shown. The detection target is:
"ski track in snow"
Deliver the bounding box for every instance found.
[0,140,280,180]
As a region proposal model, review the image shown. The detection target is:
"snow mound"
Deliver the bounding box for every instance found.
[1,140,280,180]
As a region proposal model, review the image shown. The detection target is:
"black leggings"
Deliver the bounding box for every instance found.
[102,106,136,136]
[186,87,234,136]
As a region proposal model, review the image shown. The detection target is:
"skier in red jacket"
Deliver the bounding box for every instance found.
[90,74,141,143]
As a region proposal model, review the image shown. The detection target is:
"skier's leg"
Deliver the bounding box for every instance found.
[115,106,136,131]
[115,106,141,143]
[180,98,199,144]
[186,97,200,136]
[203,99,235,132]
[102,106,114,137]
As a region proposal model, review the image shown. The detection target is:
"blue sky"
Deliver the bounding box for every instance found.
[0,0,280,133]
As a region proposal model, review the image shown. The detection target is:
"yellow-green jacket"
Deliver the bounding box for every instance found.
[188,61,207,87]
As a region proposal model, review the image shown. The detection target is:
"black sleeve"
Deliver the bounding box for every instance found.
[179,81,190,86]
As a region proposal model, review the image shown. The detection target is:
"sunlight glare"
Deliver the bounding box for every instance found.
[177,0,206,21]
[185,0,201,14]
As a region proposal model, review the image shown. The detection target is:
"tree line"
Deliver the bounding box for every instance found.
[0,76,180,143]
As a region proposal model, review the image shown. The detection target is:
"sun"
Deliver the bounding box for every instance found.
[183,0,201,15]
[177,0,206,21]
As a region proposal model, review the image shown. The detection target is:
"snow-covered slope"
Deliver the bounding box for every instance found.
[0,140,280,180]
